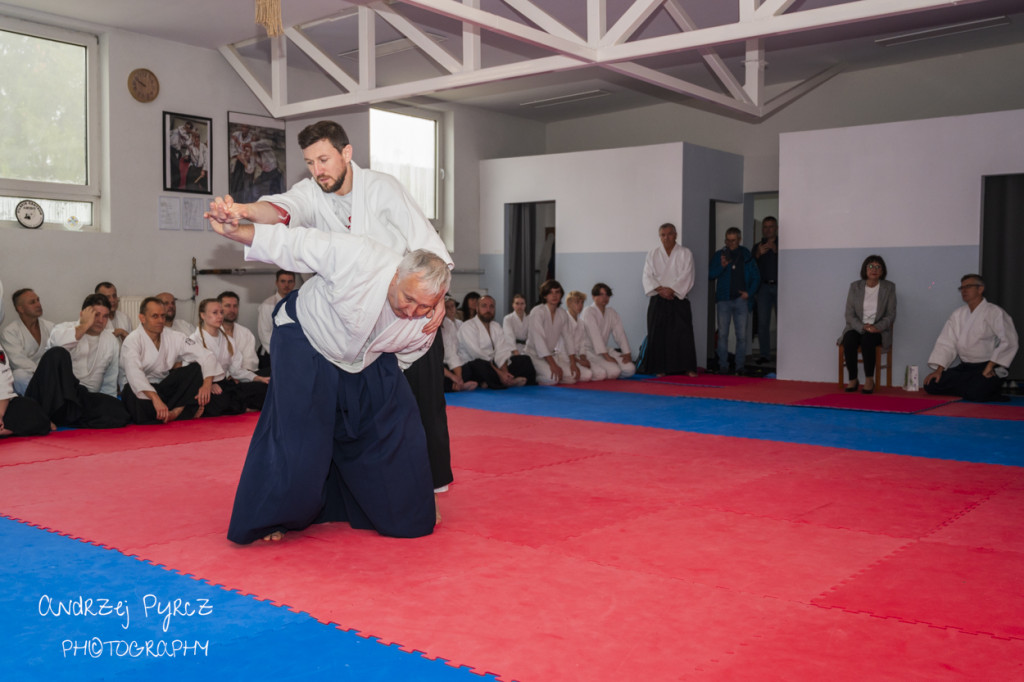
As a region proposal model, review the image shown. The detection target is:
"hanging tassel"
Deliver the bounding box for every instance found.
[255,0,284,37]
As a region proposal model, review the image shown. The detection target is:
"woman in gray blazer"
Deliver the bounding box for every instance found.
[838,255,896,394]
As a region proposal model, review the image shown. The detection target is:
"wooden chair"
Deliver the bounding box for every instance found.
[838,341,893,389]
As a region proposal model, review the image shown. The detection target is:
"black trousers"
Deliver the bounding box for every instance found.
[924,361,1007,402]
[638,296,697,375]
[2,396,51,436]
[403,332,453,490]
[120,364,204,424]
[462,355,537,388]
[842,329,883,380]
[26,348,129,429]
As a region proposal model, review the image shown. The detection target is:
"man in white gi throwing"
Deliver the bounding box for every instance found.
[206,121,456,499]
[924,273,1018,403]
[206,211,450,543]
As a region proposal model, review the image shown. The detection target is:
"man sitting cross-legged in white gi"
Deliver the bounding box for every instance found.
[458,295,534,389]
[26,293,130,429]
[580,282,636,381]
[1,288,55,395]
[207,214,450,544]
[120,297,218,424]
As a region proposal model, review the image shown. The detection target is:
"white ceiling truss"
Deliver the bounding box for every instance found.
[221,0,985,120]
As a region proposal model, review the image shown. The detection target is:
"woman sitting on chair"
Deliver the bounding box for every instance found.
[838,255,896,394]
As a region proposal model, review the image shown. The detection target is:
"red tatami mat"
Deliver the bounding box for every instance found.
[792,392,955,413]
[2,407,1023,680]
[923,400,1024,421]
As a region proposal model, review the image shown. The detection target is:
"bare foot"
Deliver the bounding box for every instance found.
[435,494,441,525]
[164,406,185,423]
[261,531,284,542]
[686,371,698,377]
[0,428,13,437]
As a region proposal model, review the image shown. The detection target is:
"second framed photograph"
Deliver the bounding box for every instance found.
[163,111,212,194]
[227,111,287,203]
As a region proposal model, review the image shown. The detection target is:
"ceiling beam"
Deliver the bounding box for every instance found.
[284,26,361,93]
[603,61,760,116]
[597,0,987,62]
[372,1,463,73]
[502,0,582,42]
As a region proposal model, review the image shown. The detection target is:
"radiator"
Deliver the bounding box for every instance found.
[118,295,145,330]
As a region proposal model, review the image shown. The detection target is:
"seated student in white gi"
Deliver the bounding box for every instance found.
[155,292,196,336]
[580,282,636,381]
[120,297,218,424]
[924,274,1019,403]
[205,212,450,545]
[444,296,462,329]
[191,298,269,414]
[502,293,529,354]
[440,316,477,393]
[564,291,602,381]
[26,293,130,429]
[95,281,132,341]
[257,270,296,360]
[0,339,53,437]
[217,290,260,375]
[526,280,584,385]
[458,294,533,389]
[2,288,56,395]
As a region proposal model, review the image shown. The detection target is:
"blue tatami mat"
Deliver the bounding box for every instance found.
[445,386,1024,467]
[0,517,500,682]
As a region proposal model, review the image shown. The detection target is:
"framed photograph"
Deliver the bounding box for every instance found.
[163,112,212,194]
[227,111,287,203]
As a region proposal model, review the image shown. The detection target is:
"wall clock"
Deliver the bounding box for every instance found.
[15,200,44,229]
[128,68,159,103]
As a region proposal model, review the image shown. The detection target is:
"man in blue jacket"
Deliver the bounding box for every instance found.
[709,227,760,375]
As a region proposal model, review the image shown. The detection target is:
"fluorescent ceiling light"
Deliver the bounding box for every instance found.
[520,90,611,108]
[875,16,1010,47]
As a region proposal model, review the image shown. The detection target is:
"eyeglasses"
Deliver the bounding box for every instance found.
[957,284,982,291]
[866,264,882,270]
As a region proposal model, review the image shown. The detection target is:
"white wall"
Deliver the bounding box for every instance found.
[778,108,1024,383]
[2,21,271,331]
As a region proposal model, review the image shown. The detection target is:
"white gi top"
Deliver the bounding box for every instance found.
[580,304,632,357]
[559,313,588,358]
[244,223,436,373]
[440,318,466,369]
[503,312,528,353]
[257,292,282,352]
[170,319,196,336]
[928,299,1019,378]
[189,328,257,382]
[105,310,133,335]
[259,163,452,268]
[46,322,121,396]
[526,305,575,359]
[459,316,515,368]
[643,243,696,299]
[0,341,16,401]
[224,323,259,373]
[120,326,218,399]
[1,317,55,376]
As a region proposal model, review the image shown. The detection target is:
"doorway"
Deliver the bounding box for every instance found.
[708,200,744,372]
[505,201,555,310]
[981,174,1024,383]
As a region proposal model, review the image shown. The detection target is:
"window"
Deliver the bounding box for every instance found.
[0,17,100,230]
[369,108,441,222]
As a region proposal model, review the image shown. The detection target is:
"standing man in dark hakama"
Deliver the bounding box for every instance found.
[638,223,698,376]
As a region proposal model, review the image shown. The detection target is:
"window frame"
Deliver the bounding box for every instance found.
[0,16,101,230]
[369,105,444,232]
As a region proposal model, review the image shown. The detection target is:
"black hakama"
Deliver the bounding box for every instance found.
[637,296,698,375]
[403,332,454,489]
[120,363,204,424]
[227,293,435,544]
[26,348,130,429]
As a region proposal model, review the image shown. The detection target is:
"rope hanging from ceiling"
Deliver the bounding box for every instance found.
[255,0,283,37]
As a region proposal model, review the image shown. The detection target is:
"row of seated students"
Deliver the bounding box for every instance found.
[439,280,636,392]
[0,281,267,439]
